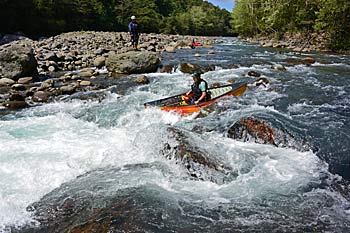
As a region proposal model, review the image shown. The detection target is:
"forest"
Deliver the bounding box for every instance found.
[1,0,349,49]
[232,0,350,49]
[0,0,233,37]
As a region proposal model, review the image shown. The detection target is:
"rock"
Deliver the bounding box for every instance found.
[273,64,286,71]
[106,51,160,74]
[60,85,76,95]
[165,46,176,53]
[254,77,270,87]
[227,117,313,152]
[9,92,25,101]
[79,80,91,86]
[0,40,37,80]
[78,70,93,78]
[93,56,106,68]
[48,65,56,72]
[162,127,235,183]
[0,78,15,86]
[158,64,174,73]
[32,91,49,102]
[135,75,150,85]
[42,52,58,62]
[179,63,201,74]
[11,83,26,91]
[39,79,54,90]
[194,53,201,57]
[247,70,261,77]
[17,76,33,84]
[3,101,28,109]
[302,57,316,65]
[227,79,236,83]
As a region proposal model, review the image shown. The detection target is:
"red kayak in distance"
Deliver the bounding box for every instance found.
[144,82,247,115]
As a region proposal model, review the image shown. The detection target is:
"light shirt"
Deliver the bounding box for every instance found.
[199,81,206,92]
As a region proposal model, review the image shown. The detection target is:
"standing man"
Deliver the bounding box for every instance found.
[128,16,139,50]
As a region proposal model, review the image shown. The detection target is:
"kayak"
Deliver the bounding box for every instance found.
[193,41,201,46]
[144,82,247,115]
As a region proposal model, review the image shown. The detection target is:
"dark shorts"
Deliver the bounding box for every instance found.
[131,34,139,45]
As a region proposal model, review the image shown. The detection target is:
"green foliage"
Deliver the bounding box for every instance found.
[232,0,350,49]
[0,0,234,37]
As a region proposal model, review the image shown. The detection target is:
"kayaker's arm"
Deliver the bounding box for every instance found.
[194,92,206,104]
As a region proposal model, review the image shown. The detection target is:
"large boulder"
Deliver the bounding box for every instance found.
[0,40,37,80]
[227,117,314,152]
[105,51,160,74]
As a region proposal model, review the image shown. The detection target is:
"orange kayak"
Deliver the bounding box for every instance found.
[144,82,247,115]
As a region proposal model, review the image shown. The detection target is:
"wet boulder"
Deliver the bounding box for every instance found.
[106,51,160,74]
[161,127,236,183]
[248,70,261,77]
[227,117,314,152]
[0,40,37,80]
[135,75,150,85]
[3,100,28,109]
[179,62,201,74]
[158,64,174,73]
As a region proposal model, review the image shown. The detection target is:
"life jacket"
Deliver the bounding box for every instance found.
[129,22,139,34]
[191,79,209,101]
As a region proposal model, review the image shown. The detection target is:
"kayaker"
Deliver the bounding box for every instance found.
[185,72,210,104]
[128,15,139,50]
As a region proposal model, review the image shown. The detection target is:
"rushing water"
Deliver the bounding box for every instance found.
[1,38,350,232]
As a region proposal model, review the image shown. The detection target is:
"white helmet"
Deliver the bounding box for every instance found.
[131,16,136,20]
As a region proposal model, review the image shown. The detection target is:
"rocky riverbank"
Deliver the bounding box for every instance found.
[241,32,335,53]
[0,31,216,110]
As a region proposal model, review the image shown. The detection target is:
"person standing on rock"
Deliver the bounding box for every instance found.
[128,16,139,50]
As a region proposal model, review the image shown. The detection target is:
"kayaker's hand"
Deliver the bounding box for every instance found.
[194,100,199,105]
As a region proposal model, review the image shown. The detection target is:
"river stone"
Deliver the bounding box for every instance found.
[0,40,37,80]
[254,77,270,87]
[159,64,174,73]
[248,70,261,77]
[60,85,76,95]
[11,83,26,91]
[32,91,49,102]
[79,80,91,86]
[165,46,176,53]
[17,76,33,84]
[273,64,286,71]
[105,51,160,74]
[303,57,316,64]
[3,101,28,109]
[0,78,15,86]
[9,92,25,101]
[40,79,54,90]
[135,75,150,84]
[93,56,106,68]
[179,63,201,74]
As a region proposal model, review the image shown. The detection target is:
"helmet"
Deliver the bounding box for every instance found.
[192,71,201,78]
[131,16,136,20]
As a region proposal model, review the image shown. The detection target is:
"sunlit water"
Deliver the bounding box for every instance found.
[1,38,350,232]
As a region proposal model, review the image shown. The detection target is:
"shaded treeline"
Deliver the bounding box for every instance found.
[0,0,233,37]
[232,0,350,49]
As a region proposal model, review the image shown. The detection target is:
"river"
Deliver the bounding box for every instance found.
[1,38,350,232]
